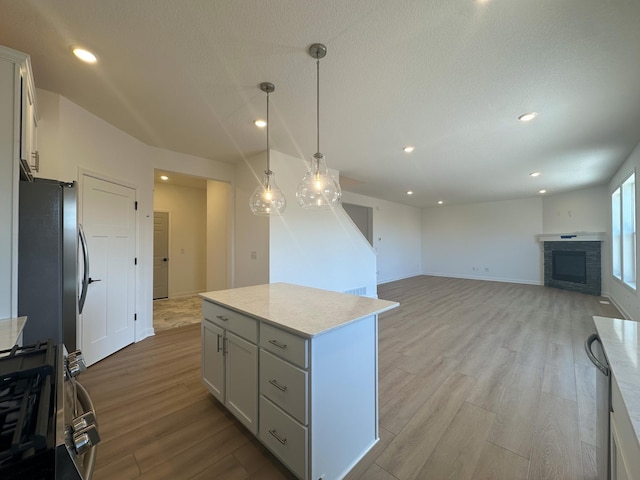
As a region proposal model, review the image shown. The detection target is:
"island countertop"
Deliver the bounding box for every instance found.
[594,316,640,449]
[0,316,27,352]
[200,282,399,337]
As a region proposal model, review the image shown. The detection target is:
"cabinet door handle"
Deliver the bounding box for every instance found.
[268,379,288,392]
[216,315,229,321]
[268,339,287,350]
[216,334,222,353]
[268,429,287,445]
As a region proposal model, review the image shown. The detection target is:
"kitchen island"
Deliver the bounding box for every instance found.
[594,316,640,479]
[200,283,398,480]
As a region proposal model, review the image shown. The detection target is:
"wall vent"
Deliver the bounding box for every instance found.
[344,286,367,296]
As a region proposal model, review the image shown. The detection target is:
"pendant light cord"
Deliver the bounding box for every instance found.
[266,90,271,174]
[316,58,320,156]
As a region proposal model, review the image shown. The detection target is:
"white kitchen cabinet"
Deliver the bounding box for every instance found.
[201,283,399,480]
[201,318,225,400]
[201,301,258,434]
[0,45,37,320]
[610,375,640,480]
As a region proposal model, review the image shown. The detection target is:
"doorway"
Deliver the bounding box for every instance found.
[152,170,231,331]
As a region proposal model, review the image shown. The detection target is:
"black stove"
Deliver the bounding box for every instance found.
[0,341,99,479]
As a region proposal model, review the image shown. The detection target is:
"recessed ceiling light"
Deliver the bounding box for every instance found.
[437,200,444,205]
[403,146,415,153]
[518,112,537,122]
[407,191,413,195]
[72,47,97,63]
[529,171,541,177]
[254,119,267,128]
[539,189,546,194]
[160,175,169,181]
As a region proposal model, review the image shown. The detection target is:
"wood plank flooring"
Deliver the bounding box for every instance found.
[80,276,621,479]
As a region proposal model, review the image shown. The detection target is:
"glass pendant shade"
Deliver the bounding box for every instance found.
[296,153,341,209]
[250,170,286,216]
[297,43,341,209]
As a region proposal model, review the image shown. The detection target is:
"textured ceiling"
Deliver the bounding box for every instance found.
[1,0,640,207]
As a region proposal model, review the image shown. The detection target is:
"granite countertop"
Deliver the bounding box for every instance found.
[200,282,399,337]
[594,316,640,448]
[0,316,27,351]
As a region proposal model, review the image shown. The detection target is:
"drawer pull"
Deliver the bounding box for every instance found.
[269,429,287,445]
[268,379,288,392]
[268,339,287,350]
[216,315,229,321]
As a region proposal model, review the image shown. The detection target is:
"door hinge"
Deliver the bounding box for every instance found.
[134,257,137,265]
[134,201,138,210]
[134,313,137,321]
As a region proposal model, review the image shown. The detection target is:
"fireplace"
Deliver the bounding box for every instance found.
[552,250,586,284]
[543,241,601,295]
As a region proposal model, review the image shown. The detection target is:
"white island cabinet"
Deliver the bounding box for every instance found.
[201,283,398,480]
[593,317,640,480]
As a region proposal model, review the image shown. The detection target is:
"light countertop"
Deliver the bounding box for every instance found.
[200,282,399,337]
[594,316,640,448]
[0,316,27,352]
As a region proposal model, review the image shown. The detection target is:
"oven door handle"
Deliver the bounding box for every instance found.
[75,380,99,479]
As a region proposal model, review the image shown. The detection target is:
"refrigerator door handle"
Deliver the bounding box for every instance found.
[78,224,90,314]
[585,333,609,376]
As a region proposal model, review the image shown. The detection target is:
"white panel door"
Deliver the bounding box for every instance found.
[81,174,136,366]
[153,211,169,299]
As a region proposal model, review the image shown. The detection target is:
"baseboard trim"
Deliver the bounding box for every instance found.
[423,272,542,286]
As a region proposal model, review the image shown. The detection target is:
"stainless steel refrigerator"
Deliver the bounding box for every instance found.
[18,178,89,351]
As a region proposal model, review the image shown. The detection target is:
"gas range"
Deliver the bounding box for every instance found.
[0,341,100,479]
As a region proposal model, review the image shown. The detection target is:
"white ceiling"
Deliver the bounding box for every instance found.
[1,0,640,207]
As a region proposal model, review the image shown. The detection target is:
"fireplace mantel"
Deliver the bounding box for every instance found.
[537,232,605,242]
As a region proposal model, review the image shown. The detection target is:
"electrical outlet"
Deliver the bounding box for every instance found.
[250,251,257,260]
[484,267,489,272]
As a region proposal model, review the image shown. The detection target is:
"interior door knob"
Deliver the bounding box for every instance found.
[163,258,168,262]
[88,277,102,284]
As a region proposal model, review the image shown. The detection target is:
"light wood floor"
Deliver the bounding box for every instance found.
[81,276,622,480]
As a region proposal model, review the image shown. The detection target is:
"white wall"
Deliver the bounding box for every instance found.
[541,185,610,295]
[234,150,378,297]
[37,89,235,341]
[207,179,232,291]
[153,182,207,297]
[608,141,640,320]
[233,152,270,288]
[269,151,377,296]
[342,191,422,285]
[422,197,544,284]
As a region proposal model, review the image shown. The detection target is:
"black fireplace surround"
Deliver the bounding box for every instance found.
[543,241,601,295]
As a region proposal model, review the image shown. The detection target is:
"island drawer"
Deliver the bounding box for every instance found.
[260,349,308,425]
[259,396,307,479]
[260,323,308,368]
[202,301,257,343]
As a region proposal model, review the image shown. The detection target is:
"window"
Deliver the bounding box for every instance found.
[612,172,636,289]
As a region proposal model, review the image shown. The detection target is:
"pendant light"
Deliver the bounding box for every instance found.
[296,43,342,209]
[249,82,286,216]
